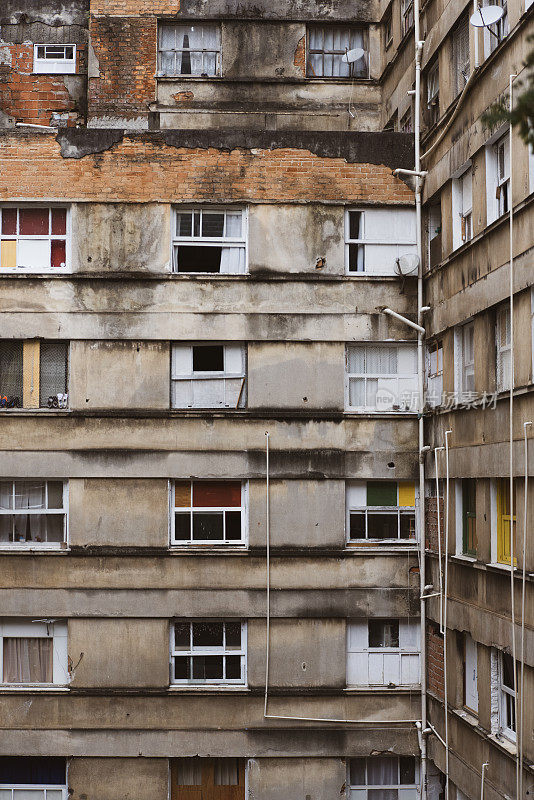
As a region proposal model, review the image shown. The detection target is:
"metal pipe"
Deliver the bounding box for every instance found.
[480,762,489,800]
[434,446,445,632]
[519,421,532,800]
[15,122,57,131]
[382,307,426,334]
[473,0,479,68]
[264,431,270,719]
[443,429,452,800]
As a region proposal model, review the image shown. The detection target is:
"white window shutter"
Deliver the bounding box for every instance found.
[346,481,366,508]
[465,634,479,712]
[346,651,369,686]
[224,345,244,374]
[171,345,192,377]
[383,652,400,684]
[399,619,420,649]
[400,653,420,684]
[17,239,50,269]
[347,620,368,649]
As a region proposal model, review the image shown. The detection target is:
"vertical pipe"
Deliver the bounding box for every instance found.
[519,421,531,800]
[434,447,445,633]
[264,431,270,717]
[480,762,489,800]
[508,74,519,800]
[473,0,479,68]
[443,429,452,800]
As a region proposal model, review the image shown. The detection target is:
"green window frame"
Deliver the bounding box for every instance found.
[462,478,477,555]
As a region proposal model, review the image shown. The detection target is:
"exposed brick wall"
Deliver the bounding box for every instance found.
[88,15,157,120]
[427,621,445,700]
[90,0,180,13]
[426,495,445,553]
[293,35,306,76]
[0,132,416,204]
[0,44,86,126]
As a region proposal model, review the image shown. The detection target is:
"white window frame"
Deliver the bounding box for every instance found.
[347,619,421,687]
[496,303,511,392]
[345,481,417,544]
[401,0,415,36]
[170,480,248,546]
[454,322,475,397]
[425,339,443,407]
[0,786,68,800]
[171,343,247,409]
[306,26,369,78]
[464,632,479,714]
[348,756,419,800]
[344,209,417,275]
[0,480,68,550]
[158,23,221,77]
[0,620,68,687]
[483,0,509,57]
[170,620,247,687]
[452,166,473,249]
[345,343,418,412]
[172,207,247,274]
[426,61,439,126]
[33,44,76,75]
[498,650,516,740]
[1,205,70,273]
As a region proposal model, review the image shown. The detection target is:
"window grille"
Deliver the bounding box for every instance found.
[347,620,421,687]
[346,344,418,411]
[0,341,68,410]
[0,621,68,686]
[171,620,247,685]
[0,756,67,800]
[158,24,221,76]
[484,0,509,55]
[453,18,470,97]
[0,341,23,407]
[39,342,68,408]
[307,27,368,77]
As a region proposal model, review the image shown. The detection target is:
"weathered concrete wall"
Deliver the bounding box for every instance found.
[247,757,346,800]
[68,757,168,800]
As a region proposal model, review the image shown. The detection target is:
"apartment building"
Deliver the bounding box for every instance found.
[0,0,532,799]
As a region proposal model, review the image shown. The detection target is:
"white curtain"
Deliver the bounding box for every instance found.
[14,481,46,542]
[0,482,13,542]
[174,758,202,786]
[214,758,239,786]
[219,246,245,274]
[3,637,52,683]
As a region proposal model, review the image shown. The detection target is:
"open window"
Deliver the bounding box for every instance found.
[498,651,516,739]
[425,339,443,408]
[426,61,439,127]
[346,343,418,412]
[172,481,246,546]
[347,619,420,687]
[346,481,416,543]
[461,479,477,556]
[171,620,247,686]
[454,322,475,398]
[1,207,68,272]
[158,24,221,76]
[496,304,511,392]
[345,208,417,275]
[0,480,67,549]
[486,133,510,223]
[0,758,67,800]
[306,26,369,78]
[170,758,245,800]
[349,757,419,800]
[452,167,473,249]
[0,620,68,686]
[171,343,246,409]
[463,633,478,714]
[173,208,246,274]
[494,478,517,565]
[0,340,68,410]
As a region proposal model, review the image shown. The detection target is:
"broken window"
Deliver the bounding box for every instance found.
[0,757,67,800]
[496,304,511,392]
[171,620,246,685]
[425,339,443,408]
[170,758,245,800]
[461,479,477,556]
[1,207,68,271]
[346,481,416,543]
[173,208,246,273]
[171,343,246,409]
[33,44,76,75]
[346,344,418,411]
[345,208,417,275]
[0,620,68,686]
[0,340,68,409]
[347,620,420,686]
[172,481,246,545]
[463,633,478,714]
[159,24,221,77]
[349,757,419,800]
[306,26,368,77]
[0,480,67,548]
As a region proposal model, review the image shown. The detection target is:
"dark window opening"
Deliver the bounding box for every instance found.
[0,757,66,784]
[176,245,222,272]
[193,345,224,372]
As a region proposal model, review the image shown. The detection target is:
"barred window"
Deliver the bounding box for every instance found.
[0,341,68,409]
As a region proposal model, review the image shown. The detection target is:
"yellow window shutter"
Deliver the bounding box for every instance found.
[22,341,40,408]
[398,481,416,507]
[1,241,16,268]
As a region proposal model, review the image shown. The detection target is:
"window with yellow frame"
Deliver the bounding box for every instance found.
[496,478,517,565]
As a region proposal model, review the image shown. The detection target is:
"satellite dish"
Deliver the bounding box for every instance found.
[470,5,504,27]
[342,48,365,63]
[395,254,420,276]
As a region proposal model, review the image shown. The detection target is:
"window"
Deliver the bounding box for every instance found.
[427,201,442,268]
[426,61,439,127]
[173,207,246,274]
[452,18,470,98]
[496,135,510,216]
[452,168,472,249]
[306,27,368,78]
[495,478,517,565]
[0,480,67,549]
[171,344,246,409]
[496,304,511,391]
[0,341,68,409]
[461,479,477,556]
[1,207,68,272]
[345,209,417,274]
[349,756,419,800]
[346,481,416,543]
[454,322,475,397]
[0,757,67,800]
[170,758,245,800]
[463,633,478,713]
[385,14,393,48]
[498,651,516,739]
[158,24,221,77]
[346,343,418,412]
[347,619,420,687]
[400,109,413,133]
[426,340,443,407]
[483,0,509,56]
[33,45,76,75]
[172,481,246,546]
[0,620,68,686]
[171,620,246,686]
[401,0,415,35]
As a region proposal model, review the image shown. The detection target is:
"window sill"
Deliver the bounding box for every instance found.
[487,561,514,573]
[451,554,477,563]
[346,543,418,552]
[488,731,517,756]
[168,685,249,693]
[0,545,69,553]
[156,75,374,84]
[169,545,248,554]
[0,408,70,414]
[0,268,71,275]
[0,685,69,692]
[344,685,421,693]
